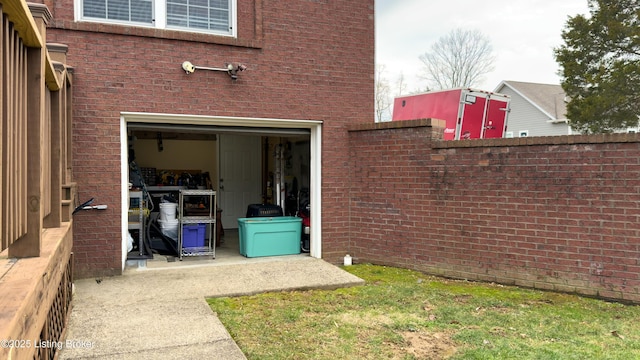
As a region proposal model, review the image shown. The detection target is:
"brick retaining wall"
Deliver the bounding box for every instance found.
[348,119,640,303]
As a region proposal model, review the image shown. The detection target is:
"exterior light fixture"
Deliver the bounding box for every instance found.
[181,61,246,80]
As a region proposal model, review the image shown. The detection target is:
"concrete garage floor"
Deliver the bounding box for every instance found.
[59,230,364,359]
[141,228,309,270]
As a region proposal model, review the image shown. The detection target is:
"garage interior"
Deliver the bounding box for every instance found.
[125,122,312,265]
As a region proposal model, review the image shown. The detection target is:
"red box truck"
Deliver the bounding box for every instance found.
[392,88,511,140]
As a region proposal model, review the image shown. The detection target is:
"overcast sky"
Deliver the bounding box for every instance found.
[375,1,591,93]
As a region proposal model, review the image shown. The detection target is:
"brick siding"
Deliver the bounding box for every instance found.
[47,0,375,278]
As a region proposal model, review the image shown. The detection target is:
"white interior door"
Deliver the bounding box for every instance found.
[219,134,261,229]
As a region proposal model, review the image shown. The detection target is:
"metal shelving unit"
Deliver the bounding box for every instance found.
[178,189,216,260]
[128,190,146,257]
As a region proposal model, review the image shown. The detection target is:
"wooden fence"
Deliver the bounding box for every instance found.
[0,1,75,359]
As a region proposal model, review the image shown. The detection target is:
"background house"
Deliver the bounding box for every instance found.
[494,80,571,137]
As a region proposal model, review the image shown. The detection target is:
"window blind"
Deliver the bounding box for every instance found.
[84,0,153,23]
[167,0,230,31]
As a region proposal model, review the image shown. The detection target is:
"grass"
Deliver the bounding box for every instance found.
[207,264,640,359]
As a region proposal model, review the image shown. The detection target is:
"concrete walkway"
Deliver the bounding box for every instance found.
[59,256,364,359]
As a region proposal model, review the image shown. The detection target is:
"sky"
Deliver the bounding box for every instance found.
[375,1,591,93]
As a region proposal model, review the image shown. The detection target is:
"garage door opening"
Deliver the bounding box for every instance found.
[120,113,322,270]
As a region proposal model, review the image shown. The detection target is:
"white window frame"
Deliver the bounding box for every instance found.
[519,130,529,137]
[75,0,237,37]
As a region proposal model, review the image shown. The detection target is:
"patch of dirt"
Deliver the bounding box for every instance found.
[393,331,458,360]
[335,311,458,359]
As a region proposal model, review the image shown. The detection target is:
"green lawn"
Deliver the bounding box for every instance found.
[207,264,640,360]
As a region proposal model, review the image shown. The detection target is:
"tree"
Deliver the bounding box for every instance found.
[396,72,408,97]
[555,0,640,133]
[375,64,392,122]
[394,72,431,95]
[418,29,495,90]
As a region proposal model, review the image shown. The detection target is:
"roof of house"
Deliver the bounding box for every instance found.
[495,80,567,121]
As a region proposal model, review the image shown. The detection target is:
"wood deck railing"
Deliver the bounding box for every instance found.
[1,0,73,255]
[0,1,75,359]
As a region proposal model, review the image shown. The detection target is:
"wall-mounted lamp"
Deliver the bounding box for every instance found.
[181,61,247,80]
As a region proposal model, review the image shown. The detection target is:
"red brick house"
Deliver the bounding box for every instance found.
[42,0,375,277]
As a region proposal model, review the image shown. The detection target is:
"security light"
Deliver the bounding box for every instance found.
[181,61,246,80]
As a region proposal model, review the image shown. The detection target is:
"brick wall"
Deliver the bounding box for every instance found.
[348,120,640,303]
[46,0,375,277]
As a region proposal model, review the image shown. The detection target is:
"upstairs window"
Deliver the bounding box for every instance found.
[79,0,236,36]
[167,0,230,32]
[82,0,153,23]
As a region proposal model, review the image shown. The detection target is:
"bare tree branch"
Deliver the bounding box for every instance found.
[419,29,495,89]
[375,64,392,122]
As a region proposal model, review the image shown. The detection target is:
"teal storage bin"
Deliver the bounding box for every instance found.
[237,216,302,257]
